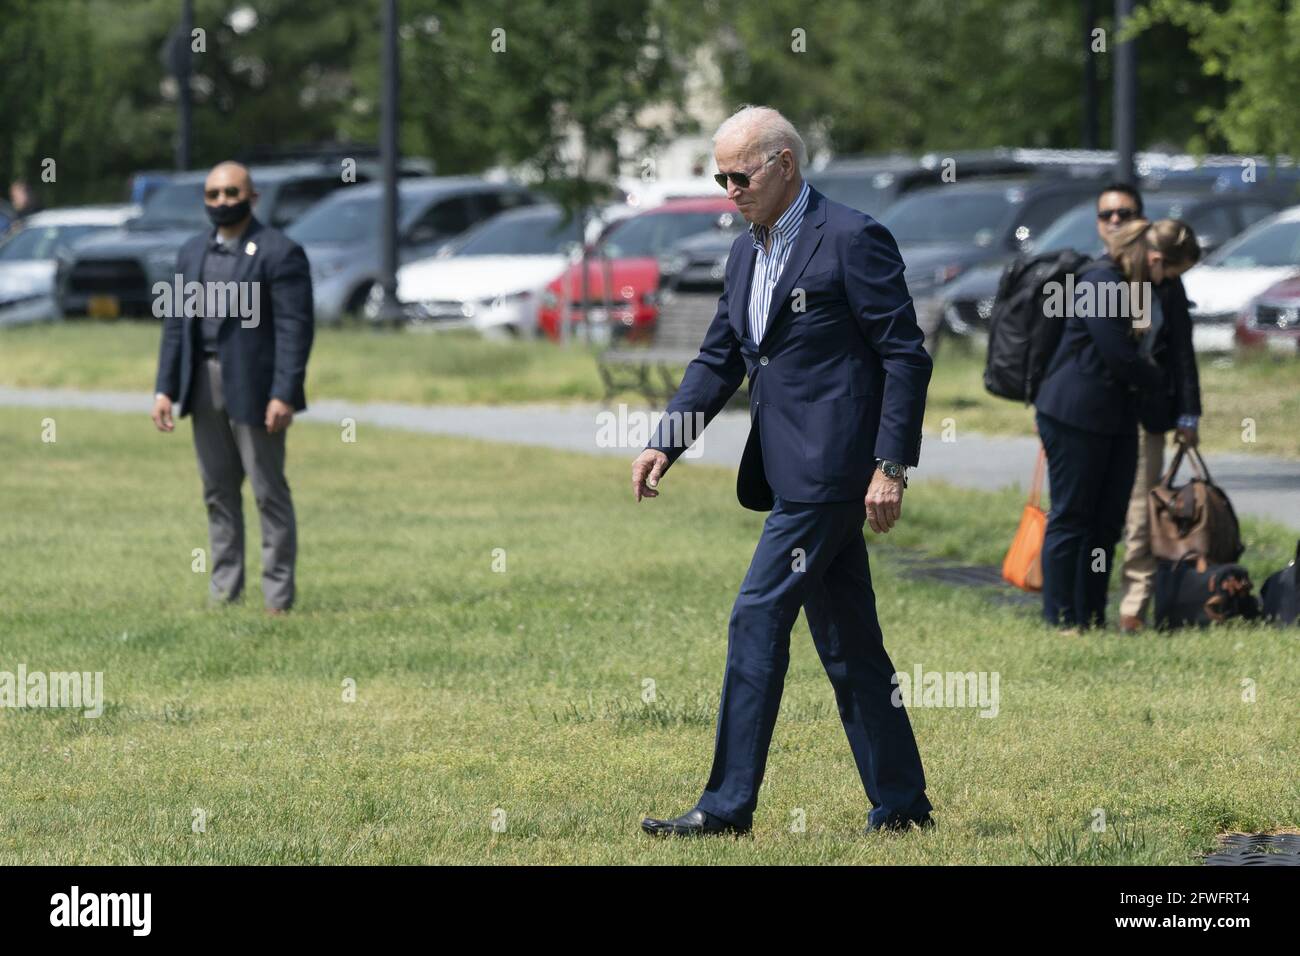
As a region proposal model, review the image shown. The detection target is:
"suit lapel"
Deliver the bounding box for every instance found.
[759,187,826,347]
[231,217,264,287]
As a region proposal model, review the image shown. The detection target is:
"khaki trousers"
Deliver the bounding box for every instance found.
[1119,427,1167,619]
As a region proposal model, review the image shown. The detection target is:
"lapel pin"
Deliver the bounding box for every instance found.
[245,241,257,256]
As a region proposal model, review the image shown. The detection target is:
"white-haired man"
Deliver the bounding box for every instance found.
[632,106,936,836]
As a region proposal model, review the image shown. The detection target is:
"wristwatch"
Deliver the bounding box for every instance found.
[876,458,908,487]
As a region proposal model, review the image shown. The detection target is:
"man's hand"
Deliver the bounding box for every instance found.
[865,468,904,533]
[265,398,294,433]
[1174,425,1198,448]
[632,449,669,502]
[151,394,175,433]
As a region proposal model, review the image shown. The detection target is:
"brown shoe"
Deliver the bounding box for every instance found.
[265,607,290,617]
[1118,614,1143,633]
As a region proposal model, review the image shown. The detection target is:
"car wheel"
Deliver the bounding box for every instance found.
[345,281,377,320]
[362,283,388,322]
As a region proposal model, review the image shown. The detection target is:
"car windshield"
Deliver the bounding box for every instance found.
[135,182,209,228]
[1205,218,1300,268]
[598,211,736,259]
[882,190,1017,245]
[454,211,582,256]
[288,194,417,244]
[0,224,107,260]
[807,170,896,218]
[1030,197,1190,255]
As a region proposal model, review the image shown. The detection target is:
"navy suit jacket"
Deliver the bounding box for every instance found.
[1140,275,1201,433]
[154,217,315,426]
[647,184,933,511]
[1034,258,1166,436]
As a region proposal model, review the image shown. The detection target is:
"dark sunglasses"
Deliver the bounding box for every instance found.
[204,186,244,201]
[714,151,781,190]
[1097,207,1138,222]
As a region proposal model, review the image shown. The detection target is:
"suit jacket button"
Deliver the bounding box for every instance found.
[759,356,769,366]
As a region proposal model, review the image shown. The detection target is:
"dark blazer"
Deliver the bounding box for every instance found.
[647,184,933,510]
[1034,257,1166,436]
[1139,275,1202,433]
[154,216,314,426]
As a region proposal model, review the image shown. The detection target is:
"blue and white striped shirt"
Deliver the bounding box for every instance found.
[746,179,810,343]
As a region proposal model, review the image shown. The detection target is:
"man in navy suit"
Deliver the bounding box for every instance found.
[151,161,315,614]
[632,107,935,836]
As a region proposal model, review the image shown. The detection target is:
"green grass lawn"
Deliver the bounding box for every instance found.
[1,407,1296,864]
[0,320,607,405]
[3,321,1297,458]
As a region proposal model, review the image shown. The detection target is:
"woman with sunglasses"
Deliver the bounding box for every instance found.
[1033,218,1169,632]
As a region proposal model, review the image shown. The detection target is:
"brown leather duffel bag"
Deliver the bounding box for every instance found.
[1148,443,1244,564]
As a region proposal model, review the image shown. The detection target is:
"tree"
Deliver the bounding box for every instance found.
[1130,0,1300,159]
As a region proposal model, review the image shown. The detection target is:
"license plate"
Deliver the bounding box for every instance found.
[587,307,608,323]
[87,295,120,319]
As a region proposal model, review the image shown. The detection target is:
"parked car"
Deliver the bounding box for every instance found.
[876,176,1101,351]
[1235,275,1300,354]
[396,204,590,335]
[537,197,741,342]
[616,176,720,210]
[287,176,538,323]
[125,170,173,206]
[936,190,1288,347]
[1182,206,1300,351]
[0,205,139,326]
[655,227,737,294]
[807,150,1045,219]
[57,162,370,319]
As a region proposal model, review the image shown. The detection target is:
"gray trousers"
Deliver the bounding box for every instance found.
[190,355,297,609]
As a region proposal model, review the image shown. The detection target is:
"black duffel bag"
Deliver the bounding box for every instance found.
[1154,553,1260,630]
[1260,540,1300,626]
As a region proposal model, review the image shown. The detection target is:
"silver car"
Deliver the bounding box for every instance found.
[285,177,538,323]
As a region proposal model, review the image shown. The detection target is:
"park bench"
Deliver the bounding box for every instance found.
[597,289,718,404]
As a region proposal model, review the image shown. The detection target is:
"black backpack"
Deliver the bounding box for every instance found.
[1154,553,1260,630]
[983,250,1101,403]
[1260,541,1300,626]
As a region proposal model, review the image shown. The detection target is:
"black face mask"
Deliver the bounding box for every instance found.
[206,199,251,227]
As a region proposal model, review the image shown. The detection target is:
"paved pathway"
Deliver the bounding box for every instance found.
[2,386,1297,530]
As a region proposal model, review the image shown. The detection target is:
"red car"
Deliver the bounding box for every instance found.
[1235,274,1300,354]
[538,197,740,341]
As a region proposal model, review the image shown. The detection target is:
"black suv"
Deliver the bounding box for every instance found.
[57,162,367,319]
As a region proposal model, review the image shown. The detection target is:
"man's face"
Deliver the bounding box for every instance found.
[10,183,28,208]
[1096,190,1140,241]
[203,165,254,215]
[714,134,791,226]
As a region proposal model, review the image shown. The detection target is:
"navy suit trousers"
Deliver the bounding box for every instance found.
[1036,411,1138,628]
[695,497,932,829]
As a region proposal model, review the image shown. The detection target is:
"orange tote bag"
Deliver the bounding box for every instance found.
[1002,446,1047,592]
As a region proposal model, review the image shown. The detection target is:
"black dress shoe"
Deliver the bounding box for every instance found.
[864,813,935,834]
[641,807,751,837]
